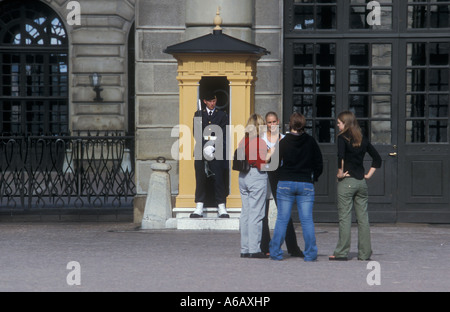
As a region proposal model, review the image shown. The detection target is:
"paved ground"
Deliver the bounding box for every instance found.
[0,221,449,293]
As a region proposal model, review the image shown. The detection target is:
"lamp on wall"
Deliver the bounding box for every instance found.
[90,73,103,102]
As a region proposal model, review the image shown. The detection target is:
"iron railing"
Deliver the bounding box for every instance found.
[0,132,135,217]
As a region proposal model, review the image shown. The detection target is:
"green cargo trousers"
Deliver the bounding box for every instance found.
[333,177,372,260]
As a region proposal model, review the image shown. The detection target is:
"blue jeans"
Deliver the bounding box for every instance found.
[269,181,317,261]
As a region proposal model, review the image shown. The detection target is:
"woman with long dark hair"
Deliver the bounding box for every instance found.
[329,111,382,261]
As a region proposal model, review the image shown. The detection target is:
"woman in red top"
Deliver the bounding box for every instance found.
[238,114,269,258]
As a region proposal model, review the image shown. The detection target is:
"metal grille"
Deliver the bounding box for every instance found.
[1,0,69,138]
[0,133,135,216]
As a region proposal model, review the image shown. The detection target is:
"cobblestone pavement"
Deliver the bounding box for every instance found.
[0,221,449,292]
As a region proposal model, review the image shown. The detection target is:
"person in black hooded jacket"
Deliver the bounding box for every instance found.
[269,112,323,261]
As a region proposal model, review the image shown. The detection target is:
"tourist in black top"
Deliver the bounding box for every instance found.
[337,134,381,180]
[269,113,323,261]
[329,111,382,261]
[260,112,303,258]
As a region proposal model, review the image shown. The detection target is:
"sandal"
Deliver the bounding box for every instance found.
[328,255,348,261]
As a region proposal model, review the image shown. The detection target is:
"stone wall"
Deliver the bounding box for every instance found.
[133,0,184,220]
[133,0,283,221]
[1,0,283,221]
[42,0,135,133]
[135,0,282,219]
[254,0,284,120]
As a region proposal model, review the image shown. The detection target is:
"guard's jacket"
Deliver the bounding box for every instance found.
[193,108,228,161]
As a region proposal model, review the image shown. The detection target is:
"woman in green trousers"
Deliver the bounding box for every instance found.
[329,111,382,261]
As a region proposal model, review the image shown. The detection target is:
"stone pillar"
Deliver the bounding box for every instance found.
[254,0,283,230]
[141,158,173,229]
[133,0,185,222]
[253,0,283,120]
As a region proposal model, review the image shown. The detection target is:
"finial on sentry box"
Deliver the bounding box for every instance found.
[213,6,222,31]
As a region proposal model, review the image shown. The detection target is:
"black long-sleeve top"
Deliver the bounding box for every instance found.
[278,132,323,183]
[337,134,382,180]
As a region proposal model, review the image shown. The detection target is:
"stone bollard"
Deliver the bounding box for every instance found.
[141,157,172,229]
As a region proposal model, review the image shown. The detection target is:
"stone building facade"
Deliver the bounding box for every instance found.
[0,0,283,223]
[133,0,283,223]
[1,0,449,224]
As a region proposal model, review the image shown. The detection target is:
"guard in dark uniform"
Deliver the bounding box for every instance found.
[191,91,229,218]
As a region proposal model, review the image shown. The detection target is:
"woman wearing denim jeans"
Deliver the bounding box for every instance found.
[269,113,323,261]
[260,112,303,258]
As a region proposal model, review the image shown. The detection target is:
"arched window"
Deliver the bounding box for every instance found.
[0,0,68,135]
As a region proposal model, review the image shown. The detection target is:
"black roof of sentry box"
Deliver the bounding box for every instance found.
[164,29,270,56]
